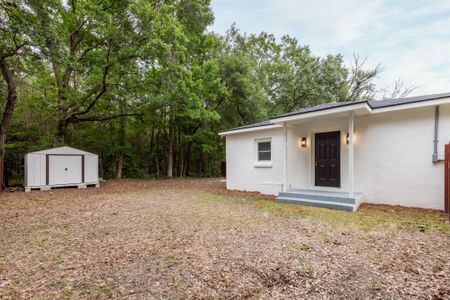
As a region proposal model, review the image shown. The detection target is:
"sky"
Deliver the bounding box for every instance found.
[209,0,450,98]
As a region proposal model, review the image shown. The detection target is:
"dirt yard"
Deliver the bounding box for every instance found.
[0,179,449,299]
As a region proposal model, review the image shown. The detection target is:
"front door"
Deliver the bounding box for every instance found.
[315,131,340,187]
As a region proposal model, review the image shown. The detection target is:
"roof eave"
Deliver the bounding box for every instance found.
[371,97,450,113]
[219,124,282,136]
[219,95,450,136]
[270,102,372,124]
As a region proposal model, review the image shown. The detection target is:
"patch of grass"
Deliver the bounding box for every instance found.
[299,243,312,252]
[62,287,73,299]
[55,278,73,299]
[204,193,450,233]
[92,281,116,298]
[303,261,314,278]
[36,236,49,245]
[54,255,65,264]
[6,280,21,299]
[368,278,382,290]
[297,257,314,278]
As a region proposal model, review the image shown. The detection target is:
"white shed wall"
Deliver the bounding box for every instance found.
[25,154,46,187]
[85,155,99,183]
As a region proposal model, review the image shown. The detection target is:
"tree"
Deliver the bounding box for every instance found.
[0,2,405,185]
[0,1,36,189]
[28,0,163,145]
[222,27,381,116]
[344,54,381,101]
[380,78,417,99]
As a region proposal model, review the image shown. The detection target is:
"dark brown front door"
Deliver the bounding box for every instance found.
[315,131,340,187]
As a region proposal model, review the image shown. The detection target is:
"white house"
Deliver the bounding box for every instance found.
[24,146,99,192]
[219,93,450,211]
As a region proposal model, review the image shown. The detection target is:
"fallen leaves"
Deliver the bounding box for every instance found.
[0,179,449,299]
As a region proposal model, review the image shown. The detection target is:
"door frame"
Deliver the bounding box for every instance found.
[46,154,85,185]
[311,129,342,189]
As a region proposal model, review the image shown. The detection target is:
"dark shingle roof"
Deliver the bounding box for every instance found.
[368,92,450,108]
[271,100,366,119]
[272,92,450,120]
[221,92,450,134]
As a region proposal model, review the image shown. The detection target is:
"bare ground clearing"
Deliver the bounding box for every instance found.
[0,179,449,299]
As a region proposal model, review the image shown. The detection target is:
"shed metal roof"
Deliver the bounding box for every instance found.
[28,146,97,156]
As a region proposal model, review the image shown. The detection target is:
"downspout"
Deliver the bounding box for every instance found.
[433,106,439,163]
[283,123,288,192]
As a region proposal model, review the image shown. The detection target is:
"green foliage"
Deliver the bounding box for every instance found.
[1,1,381,184]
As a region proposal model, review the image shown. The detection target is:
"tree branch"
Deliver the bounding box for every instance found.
[71,112,144,123]
[78,42,103,61]
[71,39,113,118]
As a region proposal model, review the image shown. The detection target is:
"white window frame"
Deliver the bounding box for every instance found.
[254,138,272,168]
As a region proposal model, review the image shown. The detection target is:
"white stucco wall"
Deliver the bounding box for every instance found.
[354,105,449,210]
[225,127,285,195]
[224,103,450,210]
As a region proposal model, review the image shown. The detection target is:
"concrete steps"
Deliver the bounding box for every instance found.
[276,189,362,212]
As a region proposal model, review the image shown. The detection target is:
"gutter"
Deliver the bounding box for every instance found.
[218,124,283,136]
[270,102,371,124]
[433,106,439,163]
[271,100,368,120]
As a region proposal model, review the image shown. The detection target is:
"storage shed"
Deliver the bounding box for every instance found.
[24,146,99,192]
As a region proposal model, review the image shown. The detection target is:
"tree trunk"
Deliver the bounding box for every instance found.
[177,129,183,177]
[174,128,180,177]
[154,127,160,178]
[148,125,155,173]
[116,100,126,179]
[182,142,193,177]
[54,119,67,146]
[0,60,18,191]
[198,148,203,177]
[166,123,175,177]
[116,153,123,179]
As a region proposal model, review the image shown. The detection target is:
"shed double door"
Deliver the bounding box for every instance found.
[48,155,83,185]
[315,131,341,187]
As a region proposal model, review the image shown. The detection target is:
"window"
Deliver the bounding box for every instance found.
[257,141,271,161]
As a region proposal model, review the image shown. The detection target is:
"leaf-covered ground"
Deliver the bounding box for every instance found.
[0,179,449,299]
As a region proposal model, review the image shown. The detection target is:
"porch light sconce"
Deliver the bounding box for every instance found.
[301,137,307,148]
[346,133,350,144]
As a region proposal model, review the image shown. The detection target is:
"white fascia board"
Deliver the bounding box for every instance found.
[219,124,282,136]
[29,146,96,156]
[270,102,371,124]
[371,97,450,114]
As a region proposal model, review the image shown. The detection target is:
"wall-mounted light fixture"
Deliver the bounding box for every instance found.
[346,133,350,144]
[301,137,307,148]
